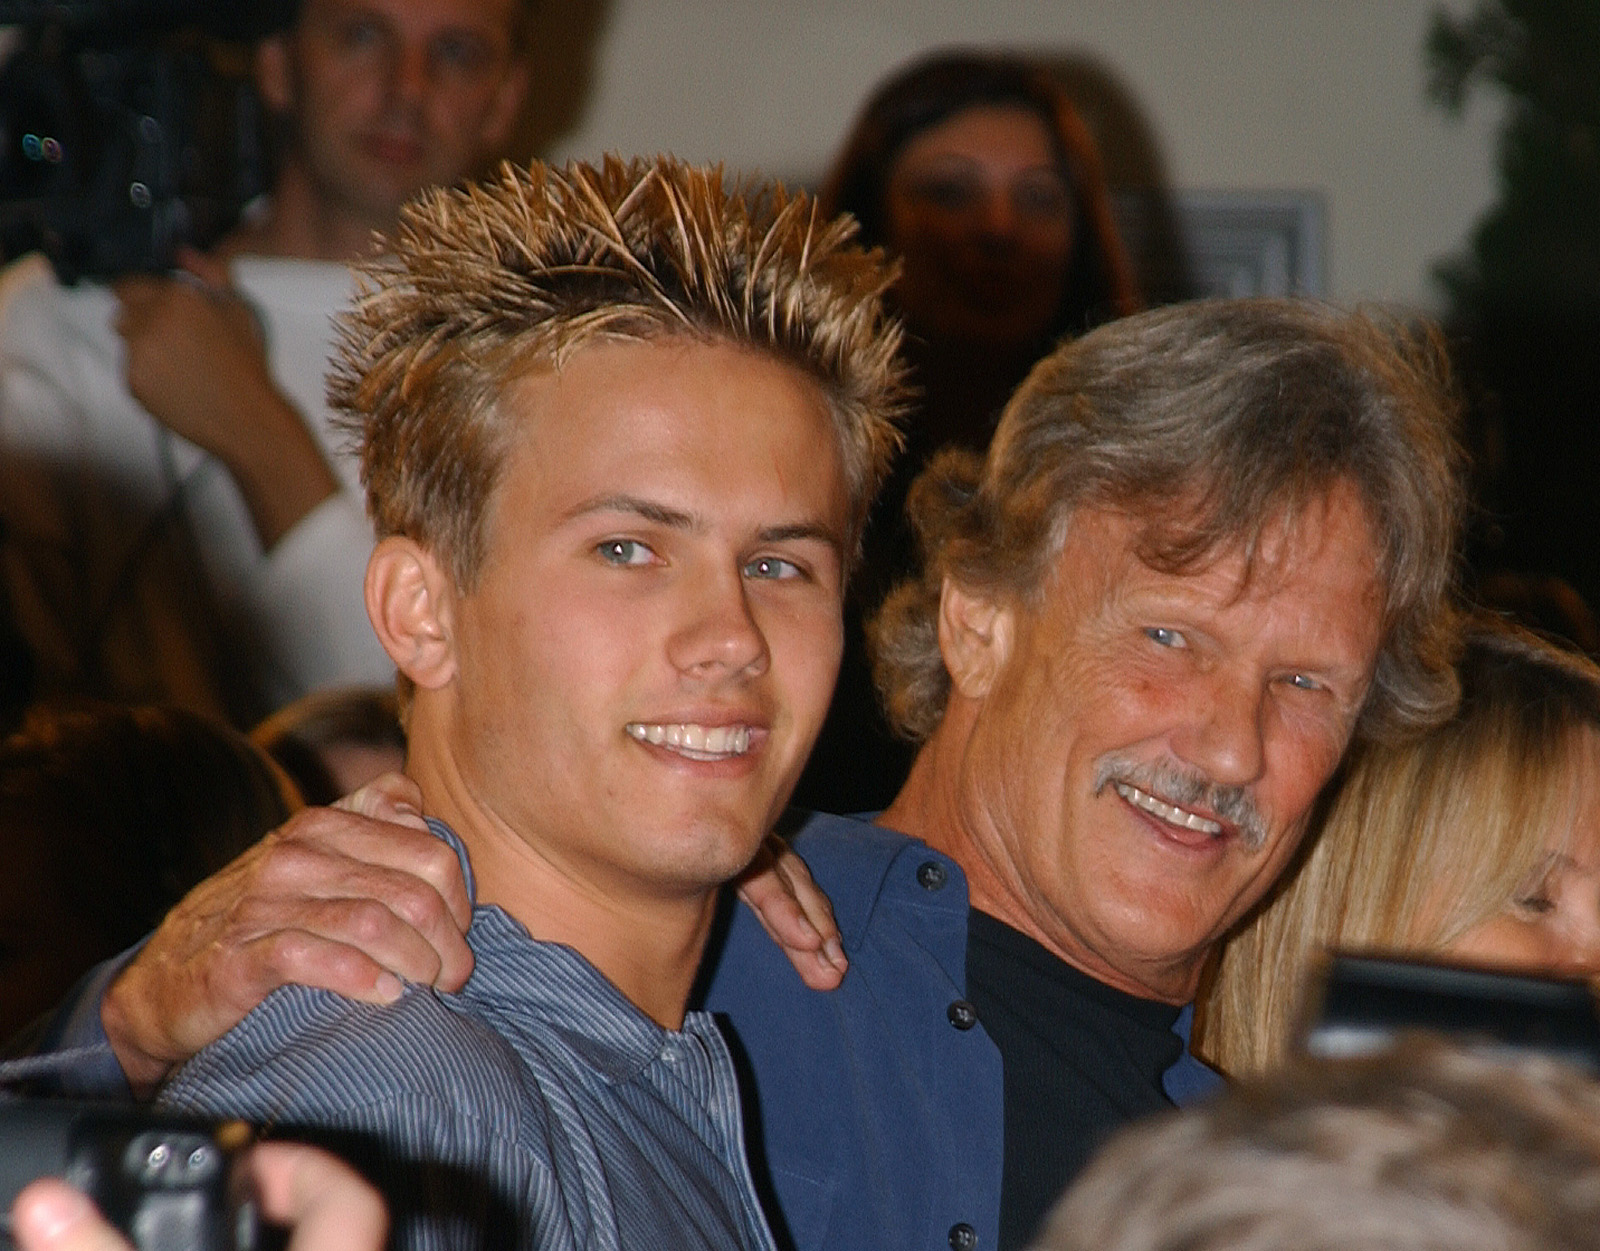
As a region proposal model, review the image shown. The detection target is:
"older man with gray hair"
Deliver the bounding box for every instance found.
[16,299,1466,1251]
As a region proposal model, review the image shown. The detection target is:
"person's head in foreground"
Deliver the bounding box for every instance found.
[338,153,905,1014]
[822,48,1139,353]
[872,297,1465,1003]
[1202,621,1600,1076]
[1035,1038,1600,1251]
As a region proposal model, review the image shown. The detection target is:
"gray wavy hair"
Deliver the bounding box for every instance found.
[1038,1040,1600,1251]
[870,298,1465,744]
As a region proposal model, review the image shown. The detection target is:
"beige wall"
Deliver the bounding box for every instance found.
[544,0,1504,312]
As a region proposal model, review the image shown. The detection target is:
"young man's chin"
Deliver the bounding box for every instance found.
[631,807,777,894]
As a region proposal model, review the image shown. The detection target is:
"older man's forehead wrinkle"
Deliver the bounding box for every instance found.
[1123,480,1386,599]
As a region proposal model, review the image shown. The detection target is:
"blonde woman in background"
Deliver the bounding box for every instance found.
[1197,620,1600,1077]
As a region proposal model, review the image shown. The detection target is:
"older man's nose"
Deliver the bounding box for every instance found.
[1173,675,1267,790]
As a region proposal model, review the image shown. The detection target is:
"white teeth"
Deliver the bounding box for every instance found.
[626,723,753,759]
[1114,782,1224,836]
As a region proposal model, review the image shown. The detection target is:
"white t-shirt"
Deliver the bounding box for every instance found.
[0,252,391,723]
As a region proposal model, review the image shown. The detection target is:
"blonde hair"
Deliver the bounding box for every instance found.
[329,155,909,590]
[1198,621,1600,1077]
[869,298,1465,746]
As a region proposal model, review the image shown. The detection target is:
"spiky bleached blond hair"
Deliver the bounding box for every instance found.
[329,154,908,588]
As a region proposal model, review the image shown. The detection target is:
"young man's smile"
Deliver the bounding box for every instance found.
[407,335,852,911]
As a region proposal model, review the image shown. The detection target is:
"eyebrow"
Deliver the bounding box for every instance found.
[759,522,845,554]
[564,494,844,553]
[566,494,696,530]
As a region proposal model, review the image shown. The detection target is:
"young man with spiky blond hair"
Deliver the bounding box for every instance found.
[143,155,906,1251]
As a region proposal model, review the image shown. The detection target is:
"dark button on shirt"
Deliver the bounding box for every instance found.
[917,860,949,891]
[948,1000,979,1030]
[948,1222,978,1250]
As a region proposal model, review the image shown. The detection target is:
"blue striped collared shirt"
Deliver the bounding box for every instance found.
[155,820,777,1251]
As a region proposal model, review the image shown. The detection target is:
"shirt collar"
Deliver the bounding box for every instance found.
[422,817,695,1084]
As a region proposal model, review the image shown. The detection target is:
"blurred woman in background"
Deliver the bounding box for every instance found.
[823,49,1139,462]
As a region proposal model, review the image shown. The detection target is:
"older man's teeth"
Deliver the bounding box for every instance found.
[626,723,752,758]
[1114,782,1224,836]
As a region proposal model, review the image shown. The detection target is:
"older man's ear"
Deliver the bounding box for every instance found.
[365,536,457,690]
[937,576,1015,701]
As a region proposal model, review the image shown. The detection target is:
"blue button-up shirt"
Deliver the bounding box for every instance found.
[702,810,1220,1251]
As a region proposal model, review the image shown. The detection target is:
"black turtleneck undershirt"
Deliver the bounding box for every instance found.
[965,908,1182,1251]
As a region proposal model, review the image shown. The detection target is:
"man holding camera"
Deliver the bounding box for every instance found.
[0,0,528,724]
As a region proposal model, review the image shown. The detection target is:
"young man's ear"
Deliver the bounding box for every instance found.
[937,576,1014,701]
[366,537,457,690]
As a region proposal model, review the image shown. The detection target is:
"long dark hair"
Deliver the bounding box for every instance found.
[821,49,1141,339]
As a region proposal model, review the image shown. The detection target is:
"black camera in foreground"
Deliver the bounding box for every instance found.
[0,1098,256,1251]
[1299,953,1600,1075]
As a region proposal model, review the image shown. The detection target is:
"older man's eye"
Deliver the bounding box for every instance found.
[744,556,803,581]
[1285,673,1323,691]
[1144,626,1185,648]
[597,539,655,567]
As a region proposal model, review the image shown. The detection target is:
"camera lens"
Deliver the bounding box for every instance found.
[0,49,83,203]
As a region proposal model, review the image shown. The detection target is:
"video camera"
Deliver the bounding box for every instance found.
[0,0,297,282]
[0,1097,256,1251]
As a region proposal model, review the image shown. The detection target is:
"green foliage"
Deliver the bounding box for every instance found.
[1428,0,1600,314]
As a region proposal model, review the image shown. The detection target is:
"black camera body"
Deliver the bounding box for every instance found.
[0,0,296,282]
[0,1098,255,1251]
[1300,953,1600,1074]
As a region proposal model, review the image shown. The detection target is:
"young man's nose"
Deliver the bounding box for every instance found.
[667,567,769,679]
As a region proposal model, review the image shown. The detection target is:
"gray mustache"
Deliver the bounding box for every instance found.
[1092,755,1270,851]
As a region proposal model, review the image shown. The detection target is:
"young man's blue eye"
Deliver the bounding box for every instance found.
[598,539,652,566]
